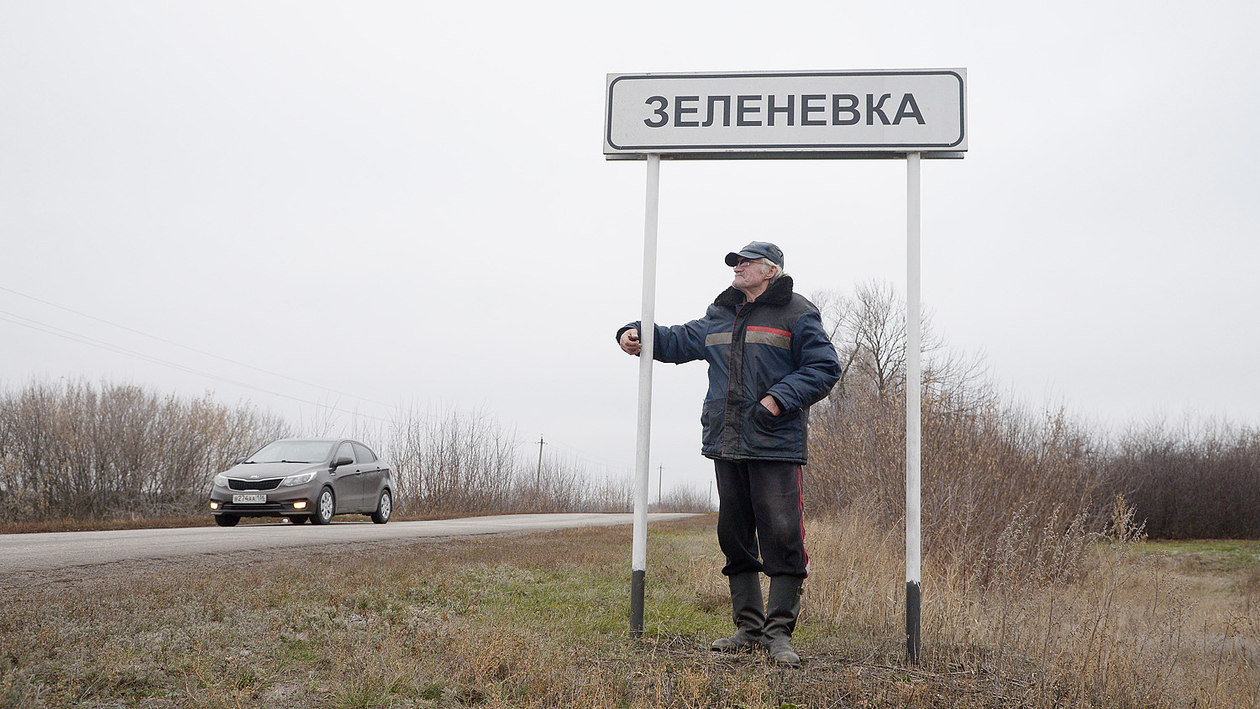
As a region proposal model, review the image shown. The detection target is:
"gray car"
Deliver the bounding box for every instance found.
[209,438,394,526]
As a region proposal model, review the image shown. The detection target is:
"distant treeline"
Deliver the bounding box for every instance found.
[2,281,1256,548]
[1106,419,1260,539]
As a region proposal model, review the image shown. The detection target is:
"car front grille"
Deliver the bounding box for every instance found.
[229,478,283,491]
[221,502,287,513]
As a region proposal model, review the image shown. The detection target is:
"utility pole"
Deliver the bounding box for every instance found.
[657,465,663,505]
[536,435,545,488]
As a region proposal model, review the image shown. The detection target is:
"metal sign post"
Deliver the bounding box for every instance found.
[629,154,660,636]
[607,70,963,660]
[905,152,923,663]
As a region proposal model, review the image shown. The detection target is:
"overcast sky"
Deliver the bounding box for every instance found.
[2,1,1258,495]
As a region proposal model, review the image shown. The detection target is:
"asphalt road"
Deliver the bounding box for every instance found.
[0,513,698,576]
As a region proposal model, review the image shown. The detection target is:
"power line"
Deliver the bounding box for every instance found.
[544,438,633,476]
[0,284,397,412]
[0,310,398,425]
[0,287,643,467]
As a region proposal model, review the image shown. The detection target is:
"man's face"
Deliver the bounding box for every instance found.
[732,257,775,292]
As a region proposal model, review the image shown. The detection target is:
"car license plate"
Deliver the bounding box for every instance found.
[233,494,266,504]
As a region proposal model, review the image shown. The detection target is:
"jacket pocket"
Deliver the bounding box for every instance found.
[749,404,799,452]
[701,398,725,453]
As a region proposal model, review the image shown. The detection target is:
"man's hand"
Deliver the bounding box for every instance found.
[760,395,781,416]
[619,328,642,356]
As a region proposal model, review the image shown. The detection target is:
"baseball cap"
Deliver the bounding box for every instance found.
[724,241,784,269]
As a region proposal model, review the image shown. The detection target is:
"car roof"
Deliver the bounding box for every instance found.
[268,437,377,448]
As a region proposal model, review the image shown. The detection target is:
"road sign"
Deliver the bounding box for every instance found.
[605,69,966,159]
[612,68,966,663]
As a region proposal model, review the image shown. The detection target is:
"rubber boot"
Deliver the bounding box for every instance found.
[710,572,765,652]
[762,575,804,666]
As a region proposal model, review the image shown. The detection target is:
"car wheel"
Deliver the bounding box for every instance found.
[370,490,392,524]
[215,514,240,527]
[287,515,308,525]
[311,487,335,525]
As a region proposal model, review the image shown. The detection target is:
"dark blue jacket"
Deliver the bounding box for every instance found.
[619,276,841,463]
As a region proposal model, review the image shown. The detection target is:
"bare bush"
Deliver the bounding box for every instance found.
[0,379,290,521]
[513,454,633,513]
[652,484,713,513]
[809,388,1106,581]
[1104,416,1260,539]
[386,406,518,514]
[382,405,633,516]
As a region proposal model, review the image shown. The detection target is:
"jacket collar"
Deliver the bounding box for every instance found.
[714,275,794,307]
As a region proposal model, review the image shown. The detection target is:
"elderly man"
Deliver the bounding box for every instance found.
[617,241,841,666]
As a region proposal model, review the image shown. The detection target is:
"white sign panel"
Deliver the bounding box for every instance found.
[605,69,966,158]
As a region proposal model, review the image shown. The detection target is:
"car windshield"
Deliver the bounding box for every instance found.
[245,440,336,464]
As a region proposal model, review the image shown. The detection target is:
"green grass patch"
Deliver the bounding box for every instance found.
[1143,539,1260,572]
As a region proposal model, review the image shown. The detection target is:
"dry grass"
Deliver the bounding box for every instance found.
[0,514,218,535]
[796,501,1260,708]
[1,514,1257,708]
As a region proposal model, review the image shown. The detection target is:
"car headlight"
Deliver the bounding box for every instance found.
[213,473,229,488]
[281,471,317,487]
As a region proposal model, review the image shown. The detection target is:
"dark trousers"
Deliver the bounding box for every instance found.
[714,459,808,578]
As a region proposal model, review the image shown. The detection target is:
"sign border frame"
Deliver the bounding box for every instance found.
[604,69,966,159]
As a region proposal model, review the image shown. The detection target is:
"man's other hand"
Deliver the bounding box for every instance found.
[760,396,781,416]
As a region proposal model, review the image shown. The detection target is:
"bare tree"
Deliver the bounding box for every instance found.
[810,289,859,400]
[814,280,988,410]
[847,279,912,398]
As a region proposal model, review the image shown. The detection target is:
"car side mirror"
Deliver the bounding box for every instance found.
[333,456,353,469]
